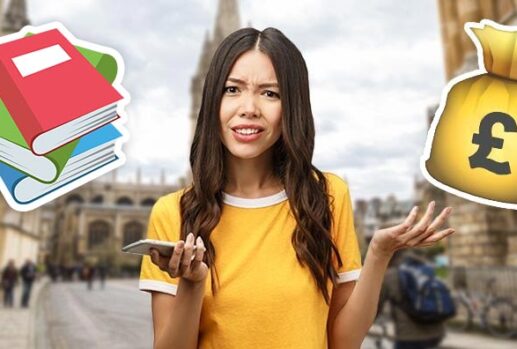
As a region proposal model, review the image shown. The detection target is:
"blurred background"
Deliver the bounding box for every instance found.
[0,0,517,348]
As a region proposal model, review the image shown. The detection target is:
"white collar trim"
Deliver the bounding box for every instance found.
[222,189,288,208]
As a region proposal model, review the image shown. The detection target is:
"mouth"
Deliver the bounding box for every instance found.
[231,127,264,142]
[231,125,265,134]
[231,128,264,135]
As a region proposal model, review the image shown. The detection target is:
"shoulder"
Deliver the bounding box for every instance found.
[154,185,194,211]
[153,189,183,211]
[146,189,188,240]
[149,188,189,221]
[322,171,351,200]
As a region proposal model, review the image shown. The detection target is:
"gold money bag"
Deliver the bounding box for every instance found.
[424,20,517,205]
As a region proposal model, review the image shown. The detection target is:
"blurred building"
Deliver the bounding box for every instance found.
[354,195,413,253]
[47,170,178,274]
[418,0,517,267]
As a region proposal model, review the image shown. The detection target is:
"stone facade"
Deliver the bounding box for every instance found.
[47,173,178,273]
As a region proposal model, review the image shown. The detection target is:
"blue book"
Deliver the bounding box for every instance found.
[0,123,122,204]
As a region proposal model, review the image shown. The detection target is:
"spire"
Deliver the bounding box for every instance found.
[187,0,242,165]
[2,0,30,34]
[213,0,240,43]
[196,30,211,71]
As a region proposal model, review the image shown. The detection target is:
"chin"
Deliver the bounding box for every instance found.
[231,152,262,160]
[227,148,265,160]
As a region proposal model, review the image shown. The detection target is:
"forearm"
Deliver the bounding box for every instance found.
[331,245,391,348]
[154,279,205,349]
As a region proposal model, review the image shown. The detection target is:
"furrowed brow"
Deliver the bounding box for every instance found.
[227,77,279,89]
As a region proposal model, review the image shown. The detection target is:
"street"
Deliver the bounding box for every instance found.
[33,279,385,349]
[35,279,153,349]
[27,279,516,349]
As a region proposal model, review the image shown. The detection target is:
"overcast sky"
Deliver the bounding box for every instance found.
[27,0,446,202]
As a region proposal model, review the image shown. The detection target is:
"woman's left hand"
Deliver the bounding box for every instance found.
[369,201,454,259]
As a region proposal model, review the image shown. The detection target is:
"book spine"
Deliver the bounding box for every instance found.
[0,60,42,152]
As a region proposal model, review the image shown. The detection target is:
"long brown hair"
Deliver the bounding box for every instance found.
[180,27,343,304]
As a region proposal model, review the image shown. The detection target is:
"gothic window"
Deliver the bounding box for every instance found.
[140,198,156,207]
[116,196,134,206]
[123,221,144,246]
[88,220,110,249]
[91,195,104,204]
[66,194,84,205]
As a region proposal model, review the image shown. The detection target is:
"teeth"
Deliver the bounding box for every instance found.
[235,128,260,135]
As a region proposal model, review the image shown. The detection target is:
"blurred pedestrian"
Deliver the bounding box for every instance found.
[82,263,95,290]
[47,262,59,282]
[379,250,450,349]
[20,259,37,307]
[1,260,18,308]
[97,263,107,289]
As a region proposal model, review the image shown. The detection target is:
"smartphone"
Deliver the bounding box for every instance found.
[121,239,196,257]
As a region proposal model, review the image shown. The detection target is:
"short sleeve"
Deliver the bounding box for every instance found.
[326,173,362,283]
[139,193,181,296]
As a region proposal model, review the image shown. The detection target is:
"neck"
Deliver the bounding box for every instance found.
[224,150,283,198]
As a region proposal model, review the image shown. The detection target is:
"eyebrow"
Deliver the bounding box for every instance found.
[227,77,279,89]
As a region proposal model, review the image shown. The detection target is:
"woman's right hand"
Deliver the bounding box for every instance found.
[149,233,209,283]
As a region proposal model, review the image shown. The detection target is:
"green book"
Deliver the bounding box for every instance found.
[0,44,118,183]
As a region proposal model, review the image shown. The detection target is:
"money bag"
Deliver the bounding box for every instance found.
[423,20,517,206]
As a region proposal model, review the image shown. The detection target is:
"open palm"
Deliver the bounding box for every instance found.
[370,201,455,258]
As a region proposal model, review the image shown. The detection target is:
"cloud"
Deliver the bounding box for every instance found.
[26,0,444,201]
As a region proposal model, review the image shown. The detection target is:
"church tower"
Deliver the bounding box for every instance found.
[187,0,241,183]
[212,0,241,44]
[2,0,29,35]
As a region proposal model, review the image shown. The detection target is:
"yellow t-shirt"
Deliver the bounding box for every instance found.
[139,172,362,349]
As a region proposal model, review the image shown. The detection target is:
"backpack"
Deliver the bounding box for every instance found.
[397,258,456,324]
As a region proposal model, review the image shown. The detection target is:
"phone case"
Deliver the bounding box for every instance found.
[121,239,177,257]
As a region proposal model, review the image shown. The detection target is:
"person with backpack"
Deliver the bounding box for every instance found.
[379,250,455,349]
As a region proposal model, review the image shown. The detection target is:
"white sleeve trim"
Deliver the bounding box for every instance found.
[337,268,361,283]
[139,279,178,296]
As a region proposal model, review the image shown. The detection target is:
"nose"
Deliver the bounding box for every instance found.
[239,93,260,118]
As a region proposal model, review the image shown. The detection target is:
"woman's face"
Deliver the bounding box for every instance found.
[219,50,282,161]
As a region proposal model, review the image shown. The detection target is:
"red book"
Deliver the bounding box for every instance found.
[0,29,122,155]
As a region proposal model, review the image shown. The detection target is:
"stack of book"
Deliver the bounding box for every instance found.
[0,27,127,209]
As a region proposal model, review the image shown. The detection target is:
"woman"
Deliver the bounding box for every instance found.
[139,27,454,349]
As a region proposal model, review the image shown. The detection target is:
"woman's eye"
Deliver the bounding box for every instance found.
[224,86,238,94]
[264,90,280,98]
